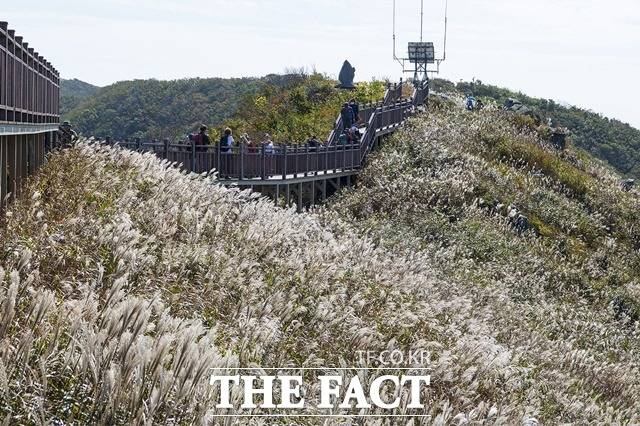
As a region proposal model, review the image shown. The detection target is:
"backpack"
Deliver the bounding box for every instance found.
[193,133,204,145]
[219,134,230,152]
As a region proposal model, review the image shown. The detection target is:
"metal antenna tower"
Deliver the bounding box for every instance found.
[393,0,449,85]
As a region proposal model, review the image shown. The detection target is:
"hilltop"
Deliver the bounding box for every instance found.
[60,75,640,181]
[60,78,101,116]
[62,74,316,141]
[433,78,640,178]
[1,96,639,423]
[61,73,385,142]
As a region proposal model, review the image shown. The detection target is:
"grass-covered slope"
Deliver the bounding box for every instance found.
[1,95,640,422]
[329,97,640,421]
[0,143,505,423]
[226,73,386,143]
[434,78,640,178]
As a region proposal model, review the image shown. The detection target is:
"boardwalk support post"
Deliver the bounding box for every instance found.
[261,143,266,180]
[286,183,291,207]
[240,142,245,180]
[191,139,196,172]
[282,144,288,180]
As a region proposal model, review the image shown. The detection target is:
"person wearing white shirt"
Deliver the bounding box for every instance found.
[262,134,275,154]
[220,128,234,154]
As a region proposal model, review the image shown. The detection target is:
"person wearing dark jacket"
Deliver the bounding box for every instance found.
[341,102,354,130]
[195,125,210,151]
[349,99,359,124]
[308,136,320,152]
[199,125,211,145]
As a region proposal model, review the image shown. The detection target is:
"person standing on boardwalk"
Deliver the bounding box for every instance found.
[262,134,275,154]
[349,98,360,124]
[219,128,234,154]
[57,121,78,148]
[341,102,354,130]
[194,125,211,151]
[307,135,320,152]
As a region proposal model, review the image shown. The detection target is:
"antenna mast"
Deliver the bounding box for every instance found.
[420,0,424,42]
[392,0,448,84]
[442,0,448,61]
[393,0,403,66]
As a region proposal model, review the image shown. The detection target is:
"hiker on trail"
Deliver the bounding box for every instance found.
[262,134,275,154]
[476,99,484,110]
[308,135,320,152]
[242,133,258,153]
[341,102,355,130]
[199,125,211,145]
[57,121,78,148]
[338,129,349,147]
[193,125,211,151]
[466,94,476,111]
[219,128,234,154]
[349,98,360,124]
[350,124,361,142]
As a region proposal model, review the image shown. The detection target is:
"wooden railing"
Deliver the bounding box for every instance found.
[327,82,405,146]
[0,21,60,125]
[110,81,429,181]
[1,21,60,205]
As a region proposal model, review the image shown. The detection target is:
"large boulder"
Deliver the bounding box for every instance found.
[337,60,356,89]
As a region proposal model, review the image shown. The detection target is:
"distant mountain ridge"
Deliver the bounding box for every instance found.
[60,75,640,178]
[61,75,305,141]
[60,78,101,116]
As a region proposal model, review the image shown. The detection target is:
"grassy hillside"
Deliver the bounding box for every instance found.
[60,78,101,116]
[62,73,385,143]
[329,97,640,421]
[63,75,309,141]
[61,75,639,180]
[433,78,640,178]
[225,73,386,142]
[0,143,486,423]
[1,96,640,422]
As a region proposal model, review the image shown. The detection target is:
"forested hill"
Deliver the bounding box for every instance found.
[61,75,640,178]
[60,78,101,116]
[62,75,303,141]
[433,78,640,178]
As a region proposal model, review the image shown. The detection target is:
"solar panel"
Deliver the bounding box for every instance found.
[407,42,435,64]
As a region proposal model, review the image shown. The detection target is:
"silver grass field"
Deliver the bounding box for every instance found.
[1,99,640,424]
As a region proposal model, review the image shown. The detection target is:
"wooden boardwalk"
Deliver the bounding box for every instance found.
[114,81,429,210]
[0,19,429,212]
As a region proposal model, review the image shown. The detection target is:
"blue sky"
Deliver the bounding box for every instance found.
[4,0,640,128]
